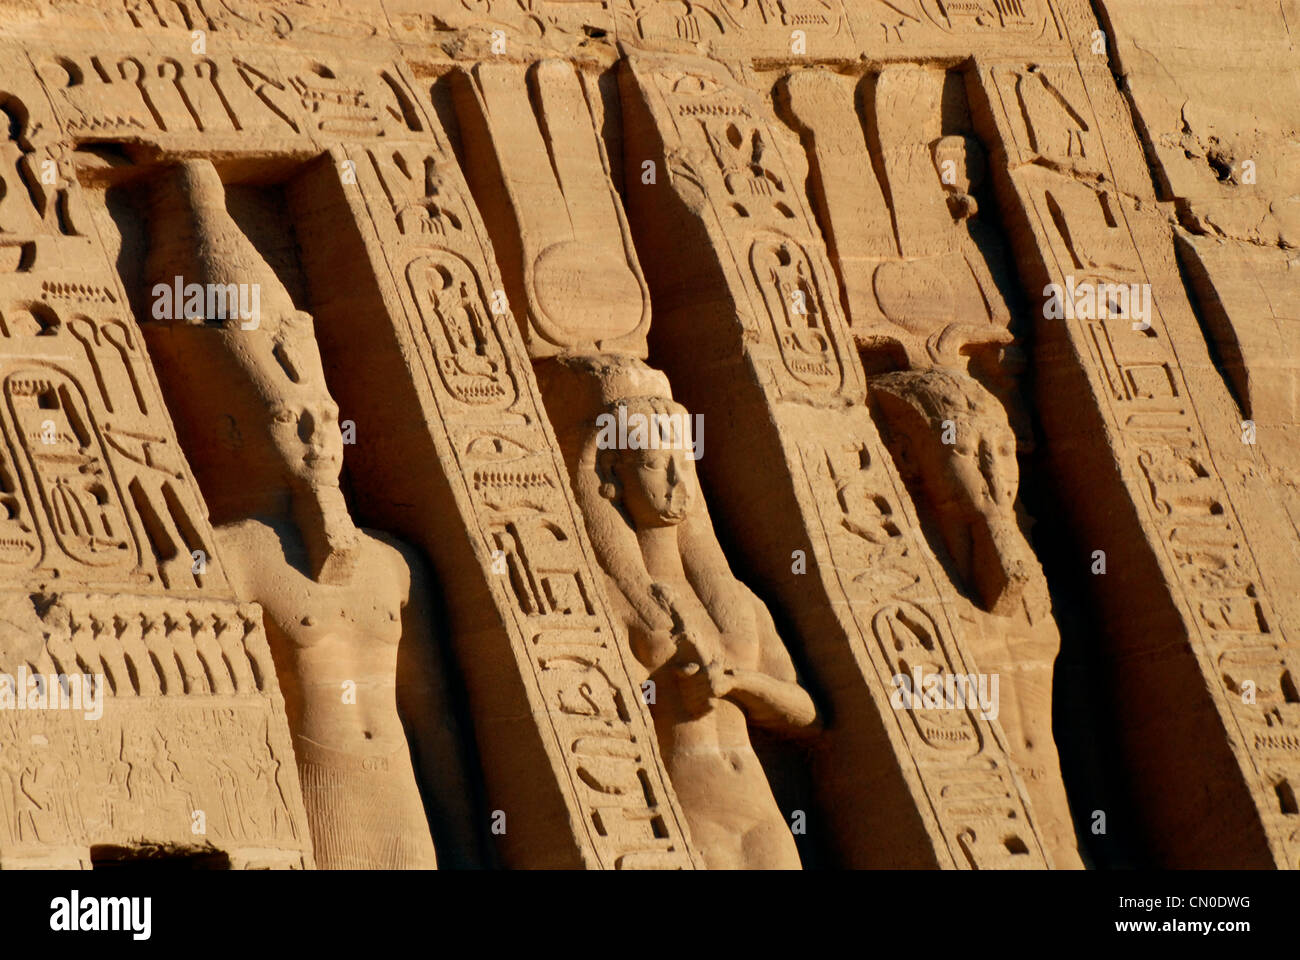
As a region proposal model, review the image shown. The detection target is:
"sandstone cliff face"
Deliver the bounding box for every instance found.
[0,0,1293,870]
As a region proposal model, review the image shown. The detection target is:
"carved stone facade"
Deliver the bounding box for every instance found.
[0,0,1295,869]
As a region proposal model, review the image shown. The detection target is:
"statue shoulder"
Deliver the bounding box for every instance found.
[360,528,421,589]
[212,519,281,592]
[213,517,275,555]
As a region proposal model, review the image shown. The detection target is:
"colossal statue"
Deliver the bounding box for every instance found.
[870,367,1081,868]
[565,357,817,869]
[142,159,443,869]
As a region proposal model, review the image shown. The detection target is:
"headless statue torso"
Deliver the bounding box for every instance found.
[217,517,438,870]
[203,368,438,870]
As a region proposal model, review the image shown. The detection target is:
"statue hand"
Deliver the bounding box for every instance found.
[673,628,725,674]
[676,662,711,716]
[675,661,733,716]
[704,661,736,699]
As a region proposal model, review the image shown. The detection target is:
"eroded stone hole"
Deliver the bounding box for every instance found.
[1281,670,1299,704]
[1275,780,1298,816]
[90,843,231,869]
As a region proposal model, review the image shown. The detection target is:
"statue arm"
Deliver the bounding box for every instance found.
[720,589,817,732]
[605,573,684,685]
[378,532,481,867]
[723,669,817,731]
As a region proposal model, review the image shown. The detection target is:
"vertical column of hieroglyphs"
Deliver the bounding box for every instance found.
[776,54,1081,868]
[966,0,1300,866]
[295,57,699,868]
[453,56,817,869]
[1091,0,1300,866]
[0,15,313,868]
[615,50,1052,867]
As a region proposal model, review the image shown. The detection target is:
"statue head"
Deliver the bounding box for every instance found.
[870,368,1033,615]
[257,312,346,493]
[543,355,745,635]
[871,368,1018,519]
[140,159,348,519]
[596,395,699,530]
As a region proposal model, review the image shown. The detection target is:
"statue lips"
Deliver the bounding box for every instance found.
[659,489,690,524]
[655,481,696,528]
[303,451,340,475]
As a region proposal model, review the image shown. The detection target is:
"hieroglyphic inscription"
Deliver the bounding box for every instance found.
[973,57,1300,865]
[621,51,1050,867]
[332,70,697,866]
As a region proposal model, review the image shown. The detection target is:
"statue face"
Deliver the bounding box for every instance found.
[943,415,1018,514]
[267,394,344,489]
[614,445,697,528]
[257,320,346,489]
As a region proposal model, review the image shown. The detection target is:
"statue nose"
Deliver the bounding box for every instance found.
[301,411,328,448]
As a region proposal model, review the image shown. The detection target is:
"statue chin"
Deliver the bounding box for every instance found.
[621,488,692,528]
[648,503,689,527]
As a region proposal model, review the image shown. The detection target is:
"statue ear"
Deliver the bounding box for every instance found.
[596,449,621,501]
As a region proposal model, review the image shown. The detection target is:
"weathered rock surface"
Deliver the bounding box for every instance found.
[0,0,1294,869]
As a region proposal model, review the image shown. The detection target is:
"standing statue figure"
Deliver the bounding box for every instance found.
[561,357,816,869]
[869,367,1082,868]
[142,159,442,868]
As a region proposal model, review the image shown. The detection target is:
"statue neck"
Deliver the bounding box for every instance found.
[290,483,361,585]
[634,523,686,583]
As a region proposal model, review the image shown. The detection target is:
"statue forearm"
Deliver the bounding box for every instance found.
[724,669,817,731]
